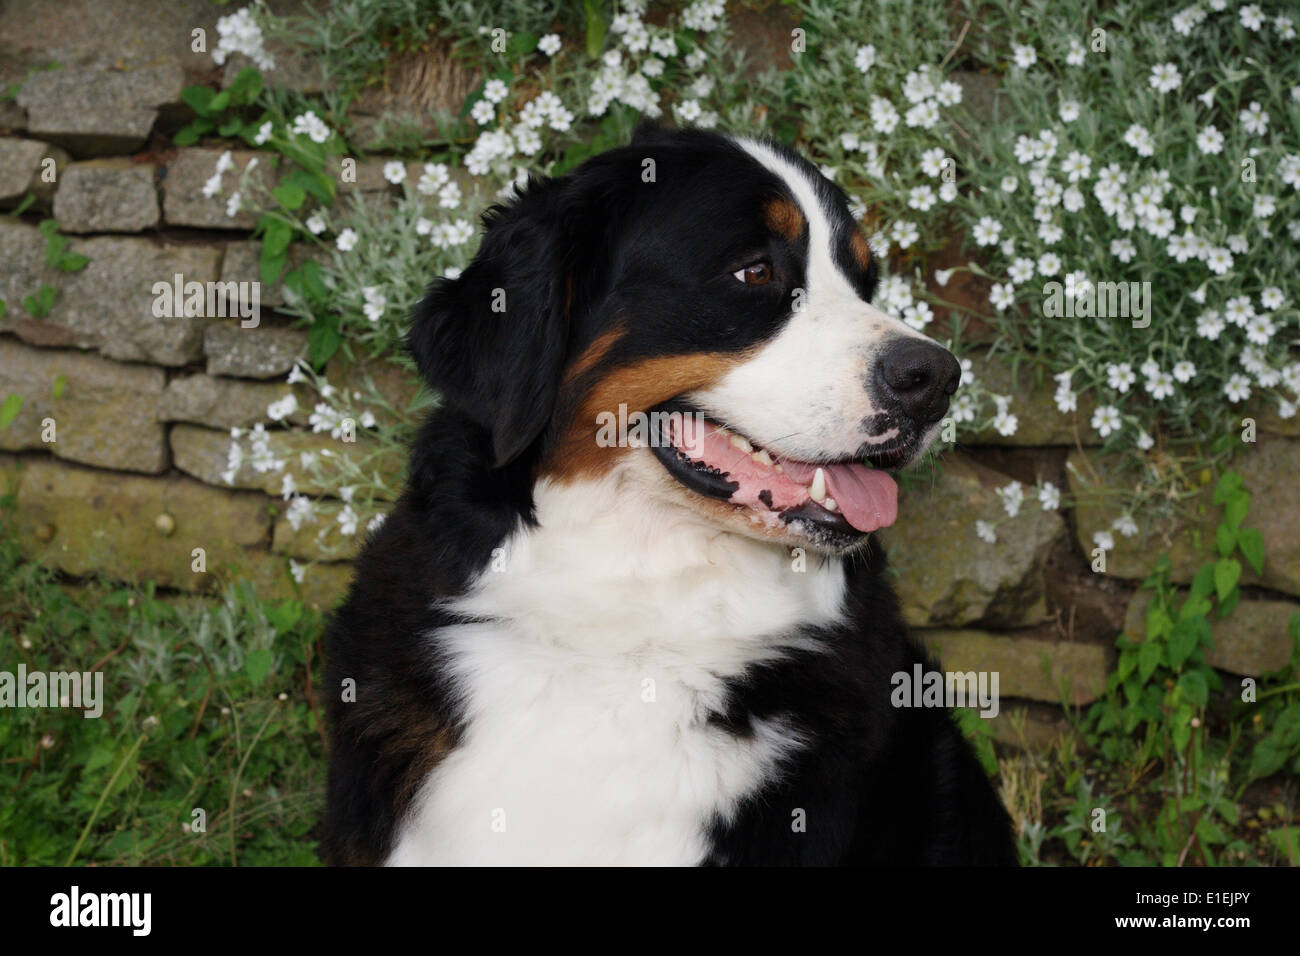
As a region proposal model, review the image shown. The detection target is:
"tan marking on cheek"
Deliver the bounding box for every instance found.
[850,230,873,271]
[764,197,805,241]
[544,351,751,482]
[564,325,625,385]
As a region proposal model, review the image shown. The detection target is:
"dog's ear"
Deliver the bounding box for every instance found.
[408,180,573,468]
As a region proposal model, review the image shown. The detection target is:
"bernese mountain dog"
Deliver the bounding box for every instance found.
[321,124,1018,866]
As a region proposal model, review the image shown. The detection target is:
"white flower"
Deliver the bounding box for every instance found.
[1000,175,1018,193]
[1145,370,1175,400]
[993,408,1019,436]
[1011,44,1037,69]
[289,560,306,584]
[1205,247,1233,274]
[989,282,1015,311]
[1239,4,1264,30]
[674,98,702,123]
[907,185,937,211]
[291,110,330,144]
[854,44,876,73]
[538,33,562,56]
[976,520,998,544]
[382,161,406,185]
[869,97,900,134]
[920,147,948,178]
[1093,530,1115,552]
[1037,252,1061,276]
[1060,151,1092,182]
[439,181,462,208]
[1239,101,1269,135]
[483,79,509,104]
[891,219,919,248]
[366,513,388,533]
[1114,514,1140,537]
[1110,238,1136,263]
[417,163,450,195]
[213,6,275,71]
[470,98,496,125]
[337,505,359,536]
[1224,295,1255,326]
[1224,374,1252,403]
[1008,257,1035,283]
[361,286,386,323]
[1107,363,1136,393]
[1253,194,1276,219]
[996,481,1025,517]
[305,213,326,235]
[267,394,298,421]
[1196,310,1226,340]
[1172,360,1196,383]
[939,182,957,202]
[1066,39,1086,66]
[936,81,963,106]
[1245,314,1275,345]
[1148,62,1182,93]
[972,216,1002,246]
[1261,286,1285,310]
[1091,404,1122,437]
[1123,123,1155,156]
[1196,125,1224,154]
[335,228,358,252]
[1059,100,1080,122]
[225,191,242,218]
[1038,482,1061,511]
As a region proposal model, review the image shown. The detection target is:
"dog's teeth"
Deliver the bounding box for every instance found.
[729,434,753,453]
[810,467,827,502]
[824,497,837,512]
[774,463,783,473]
[753,449,773,466]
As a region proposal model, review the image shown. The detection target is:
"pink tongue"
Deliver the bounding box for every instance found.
[777,459,898,533]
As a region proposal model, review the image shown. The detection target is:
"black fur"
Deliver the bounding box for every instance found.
[322,127,1017,866]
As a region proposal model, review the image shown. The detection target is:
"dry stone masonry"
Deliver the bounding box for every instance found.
[1,2,1296,748]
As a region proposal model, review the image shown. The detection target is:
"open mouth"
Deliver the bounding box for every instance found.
[649,399,903,542]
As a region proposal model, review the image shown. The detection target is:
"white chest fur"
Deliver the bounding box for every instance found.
[385,470,848,866]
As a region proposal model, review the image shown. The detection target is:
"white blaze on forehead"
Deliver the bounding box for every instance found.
[733,137,858,301]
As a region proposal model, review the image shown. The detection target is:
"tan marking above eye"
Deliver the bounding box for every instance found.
[763,197,805,241]
[850,230,873,271]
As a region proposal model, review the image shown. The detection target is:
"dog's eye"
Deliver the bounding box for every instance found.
[732,262,773,286]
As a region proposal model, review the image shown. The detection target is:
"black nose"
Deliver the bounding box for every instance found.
[876,339,961,424]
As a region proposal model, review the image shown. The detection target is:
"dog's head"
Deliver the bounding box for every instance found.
[410,125,959,554]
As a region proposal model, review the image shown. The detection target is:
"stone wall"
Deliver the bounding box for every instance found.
[2,1,1297,748]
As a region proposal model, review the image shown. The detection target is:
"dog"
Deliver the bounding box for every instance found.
[321,124,1018,866]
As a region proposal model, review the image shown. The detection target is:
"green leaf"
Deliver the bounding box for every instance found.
[227,66,263,103]
[0,393,22,430]
[1137,640,1162,683]
[262,219,293,257]
[1177,670,1208,707]
[1212,470,1243,505]
[0,299,5,319]
[509,31,539,56]
[1189,563,1215,604]
[1215,521,1236,558]
[271,183,306,210]
[208,90,231,114]
[1168,618,1205,670]
[308,316,341,369]
[173,124,202,147]
[244,648,272,685]
[1218,588,1240,618]
[56,251,89,272]
[181,85,215,115]
[300,259,327,299]
[584,0,608,57]
[37,218,59,239]
[218,117,242,137]
[52,374,66,399]
[1223,491,1250,532]
[1214,558,1241,603]
[260,248,287,287]
[1238,527,1264,575]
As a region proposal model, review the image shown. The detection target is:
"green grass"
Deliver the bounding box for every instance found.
[0,501,326,866]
